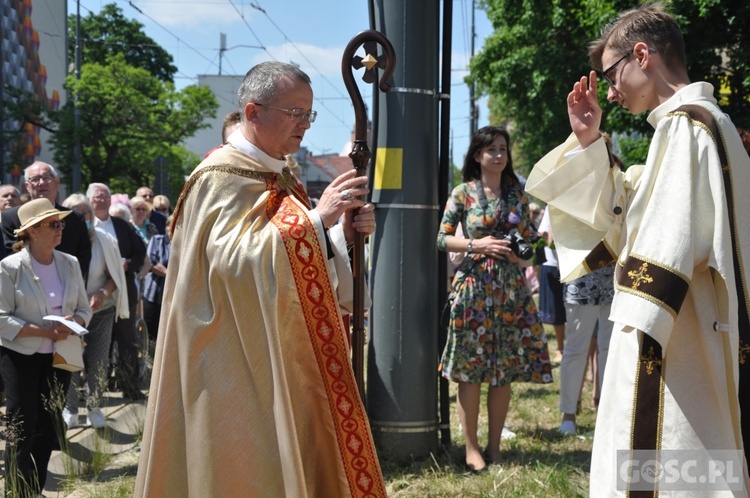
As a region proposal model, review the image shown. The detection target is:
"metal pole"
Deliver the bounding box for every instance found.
[469,0,477,136]
[72,0,82,192]
[219,33,226,76]
[437,0,453,448]
[368,0,440,462]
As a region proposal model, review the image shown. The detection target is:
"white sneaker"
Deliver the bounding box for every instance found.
[63,408,79,429]
[87,407,107,428]
[559,420,576,436]
[501,427,516,440]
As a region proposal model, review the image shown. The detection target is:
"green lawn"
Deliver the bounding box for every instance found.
[381,330,595,497]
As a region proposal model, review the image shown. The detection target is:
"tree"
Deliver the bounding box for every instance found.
[69,3,177,83]
[470,0,750,173]
[50,53,217,193]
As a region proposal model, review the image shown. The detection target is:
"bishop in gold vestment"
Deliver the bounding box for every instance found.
[134,133,385,496]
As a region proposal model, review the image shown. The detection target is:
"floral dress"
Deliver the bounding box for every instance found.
[437,180,552,386]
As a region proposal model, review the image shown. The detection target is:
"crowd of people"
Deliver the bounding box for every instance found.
[0,167,172,493]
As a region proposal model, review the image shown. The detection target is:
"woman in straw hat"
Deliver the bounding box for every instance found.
[0,198,92,495]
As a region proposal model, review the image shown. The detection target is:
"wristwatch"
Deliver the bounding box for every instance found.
[467,240,474,253]
[99,288,110,297]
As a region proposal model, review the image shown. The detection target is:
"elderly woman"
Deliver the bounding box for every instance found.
[61,194,128,429]
[130,196,158,243]
[152,194,171,217]
[0,198,92,494]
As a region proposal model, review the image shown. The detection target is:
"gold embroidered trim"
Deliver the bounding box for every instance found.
[627,262,654,290]
[641,345,662,376]
[616,253,690,318]
[582,239,617,274]
[271,198,385,498]
[171,165,275,231]
[628,333,666,496]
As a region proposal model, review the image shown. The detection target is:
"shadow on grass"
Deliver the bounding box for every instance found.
[515,387,557,400]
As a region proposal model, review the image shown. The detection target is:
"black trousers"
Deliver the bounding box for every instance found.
[112,300,140,395]
[0,347,71,494]
[142,298,161,341]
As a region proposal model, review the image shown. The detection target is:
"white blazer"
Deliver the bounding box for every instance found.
[0,248,92,355]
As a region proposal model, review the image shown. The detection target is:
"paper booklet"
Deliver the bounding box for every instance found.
[43,315,88,336]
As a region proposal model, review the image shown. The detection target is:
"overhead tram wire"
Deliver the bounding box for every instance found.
[248,2,347,101]
[123,0,245,110]
[246,1,374,139]
[126,0,222,71]
[225,0,275,60]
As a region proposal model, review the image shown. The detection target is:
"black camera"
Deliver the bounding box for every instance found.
[503,228,534,260]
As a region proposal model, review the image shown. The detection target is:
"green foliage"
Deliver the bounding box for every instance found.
[617,134,651,168]
[470,0,631,173]
[471,0,750,171]
[50,54,217,193]
[69,3,177,83]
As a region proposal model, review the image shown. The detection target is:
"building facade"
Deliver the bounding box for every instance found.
[1,0,67,184]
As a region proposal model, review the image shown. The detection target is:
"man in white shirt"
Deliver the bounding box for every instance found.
[87,183,146,400]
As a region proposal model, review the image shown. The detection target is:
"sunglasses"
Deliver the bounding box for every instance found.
[37,220,65,230]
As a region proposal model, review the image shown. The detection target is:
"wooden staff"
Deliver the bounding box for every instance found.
[341,31,396,401]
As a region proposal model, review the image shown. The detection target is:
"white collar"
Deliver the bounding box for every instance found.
[227,129,287,173]
[647,82,717,129]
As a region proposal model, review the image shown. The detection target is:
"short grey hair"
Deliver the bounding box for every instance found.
[237,62,311,116]
[109,202,132,222]
[24,161,59,181]
[63,193,95,240]
[86,182,111,198]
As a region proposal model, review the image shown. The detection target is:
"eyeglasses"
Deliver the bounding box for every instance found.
[253,103,317,124]
[601,48,657,87]
[27,174,57,185]
[37,220,65,230]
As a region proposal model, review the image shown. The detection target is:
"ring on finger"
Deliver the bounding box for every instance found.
[341,189,352,200]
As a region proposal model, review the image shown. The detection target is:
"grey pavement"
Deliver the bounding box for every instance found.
[0,389,147,497]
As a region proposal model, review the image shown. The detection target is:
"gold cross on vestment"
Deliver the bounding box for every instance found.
[628,262,654,289]
[641,346,662,375]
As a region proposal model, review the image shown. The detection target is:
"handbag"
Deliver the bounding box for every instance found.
[52,335,85,372]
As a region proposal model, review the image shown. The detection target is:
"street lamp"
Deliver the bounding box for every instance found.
[218,33,263,76]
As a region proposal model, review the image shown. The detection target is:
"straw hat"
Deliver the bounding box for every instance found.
[14,198,71,236]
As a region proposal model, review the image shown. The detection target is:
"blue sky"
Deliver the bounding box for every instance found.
[70,0,493,163]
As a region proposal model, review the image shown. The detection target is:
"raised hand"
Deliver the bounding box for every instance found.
[567,70,602,148]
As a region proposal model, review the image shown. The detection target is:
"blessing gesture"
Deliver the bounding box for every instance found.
[567,70,603,148]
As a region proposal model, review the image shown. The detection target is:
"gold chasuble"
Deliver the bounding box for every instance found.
[135,146,385,497]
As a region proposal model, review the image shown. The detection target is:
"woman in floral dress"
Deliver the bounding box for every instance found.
[437,126,552,472]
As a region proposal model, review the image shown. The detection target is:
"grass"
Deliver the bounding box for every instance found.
[13,325,596,497]
[380,327,596,497]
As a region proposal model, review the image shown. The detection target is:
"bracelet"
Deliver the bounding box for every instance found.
[99,288,109,297]
[467,240,473,253]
